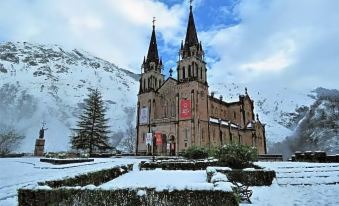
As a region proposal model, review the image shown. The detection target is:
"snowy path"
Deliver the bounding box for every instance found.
[243,162,339,206]
[0,157,145,205]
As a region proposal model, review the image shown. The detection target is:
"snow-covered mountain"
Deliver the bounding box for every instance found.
[0,42,139,152]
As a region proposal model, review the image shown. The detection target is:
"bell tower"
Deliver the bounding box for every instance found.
[177,4,207,85]
[139,18,164,94]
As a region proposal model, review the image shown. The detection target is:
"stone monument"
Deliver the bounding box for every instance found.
[34,122,48,156]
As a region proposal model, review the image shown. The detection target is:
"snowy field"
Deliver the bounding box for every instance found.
[0,157,146,205]
[0,158,339,206]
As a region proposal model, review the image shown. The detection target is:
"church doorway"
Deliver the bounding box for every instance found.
[169,135,176,156]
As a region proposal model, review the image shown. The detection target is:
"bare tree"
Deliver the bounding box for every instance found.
[111,130,124,147]
[119,107,136,153]
[120,122,136,153]
[0,128,24,155]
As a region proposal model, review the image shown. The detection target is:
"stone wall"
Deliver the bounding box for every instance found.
[18,188,238,206]
[292,151,339,163]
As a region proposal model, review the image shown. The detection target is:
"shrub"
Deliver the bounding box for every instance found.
[215,144,258,169]
[183,146,209,159]
[0,128,24,155]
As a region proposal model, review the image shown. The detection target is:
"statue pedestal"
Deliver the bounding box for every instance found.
[34,138,45,156]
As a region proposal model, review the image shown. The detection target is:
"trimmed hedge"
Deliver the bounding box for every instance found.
[18,188,238,206]
[225,170,276,186]
[38,165,132,188]
[40,158,94,165]
[141,161,220,170]
[183,146,209,159]
[206,168,275,186]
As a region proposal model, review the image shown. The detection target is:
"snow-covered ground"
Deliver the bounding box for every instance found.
[0,157,146,205]
[246,162,339,206]
[1,158,338,206]
[100,170,214,191]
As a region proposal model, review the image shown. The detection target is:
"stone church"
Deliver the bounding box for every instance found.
[136,5,267,155]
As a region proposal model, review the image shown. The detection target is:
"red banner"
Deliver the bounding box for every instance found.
[155,132,162,145]
[180,99,191,118]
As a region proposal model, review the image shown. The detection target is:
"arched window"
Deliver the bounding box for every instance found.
[195,65,198,78]
[183,66,186,79]
[188,65,191,77]
[201,128,205,141]
[171,102,175,117]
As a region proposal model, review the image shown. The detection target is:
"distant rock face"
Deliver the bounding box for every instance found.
[0,42,139,152]
[270,87,339,157]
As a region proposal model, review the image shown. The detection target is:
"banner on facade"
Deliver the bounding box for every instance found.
[180,99,191,118]
[167,143,170,150]
[145,133,153,145]
[139,107,149,124]
[155,132,162,145]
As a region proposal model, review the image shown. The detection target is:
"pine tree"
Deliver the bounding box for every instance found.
[71,89,111,155]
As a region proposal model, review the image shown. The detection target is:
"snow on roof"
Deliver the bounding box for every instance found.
[209,117,219,123]
[247,121,254,128]
[209,118,239,128]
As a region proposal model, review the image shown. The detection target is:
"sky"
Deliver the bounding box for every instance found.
[1,0,339,94]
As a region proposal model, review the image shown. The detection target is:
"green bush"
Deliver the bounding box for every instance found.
[183,146,209,159]
[215,144,258,169]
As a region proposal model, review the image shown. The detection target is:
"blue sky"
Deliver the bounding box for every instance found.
[1,0,339,94]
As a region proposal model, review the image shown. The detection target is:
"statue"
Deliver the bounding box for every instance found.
[34,122,47,156]
[39,122,48,139]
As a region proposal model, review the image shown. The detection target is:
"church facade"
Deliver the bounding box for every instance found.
[136,5,267,156]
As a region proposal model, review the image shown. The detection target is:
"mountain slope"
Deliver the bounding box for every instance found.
[270,87,339,157]
[0,42,139,152]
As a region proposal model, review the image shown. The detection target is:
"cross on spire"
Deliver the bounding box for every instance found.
[152,17,156,27]
[190,0,193,6]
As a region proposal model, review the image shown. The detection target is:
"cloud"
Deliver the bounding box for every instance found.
[0,0,187,73]
[204,0,339,90]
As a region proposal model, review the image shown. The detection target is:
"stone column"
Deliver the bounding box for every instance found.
[34,138,45,156]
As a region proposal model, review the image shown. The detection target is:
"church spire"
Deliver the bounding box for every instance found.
[146,17,159,64]
[184,3,199,49]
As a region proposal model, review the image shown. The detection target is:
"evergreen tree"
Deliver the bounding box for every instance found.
[71,89,111,154]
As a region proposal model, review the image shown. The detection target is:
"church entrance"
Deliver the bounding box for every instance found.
[169,135,176,156]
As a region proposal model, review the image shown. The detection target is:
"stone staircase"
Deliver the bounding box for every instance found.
[274,164,339,186]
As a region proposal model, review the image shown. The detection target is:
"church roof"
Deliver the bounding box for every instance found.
[184,5,199,49]
[146,25,159,64]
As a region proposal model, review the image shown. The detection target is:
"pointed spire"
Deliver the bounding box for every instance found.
[184,3,199,49]
[146,17,159,64]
